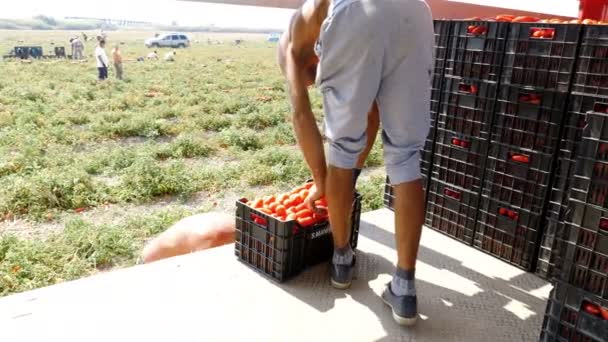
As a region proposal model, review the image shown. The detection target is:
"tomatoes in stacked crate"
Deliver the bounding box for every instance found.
[246,182,329,228]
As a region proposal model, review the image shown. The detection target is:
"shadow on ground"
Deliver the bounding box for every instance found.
[270,217,549,342]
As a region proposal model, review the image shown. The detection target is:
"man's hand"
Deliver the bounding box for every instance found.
[306,183,327,215]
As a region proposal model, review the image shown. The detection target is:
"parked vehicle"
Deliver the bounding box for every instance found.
[145,34,190,48]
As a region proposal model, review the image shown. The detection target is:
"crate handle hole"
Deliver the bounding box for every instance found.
[443,188,461,201]
[518,93,542,105]
[600,218,608,231]
[498,207,519,220]
[509,152,530,164]
[458,83,478,94]
[451,137,470,148]
[466,25,488,36]
[581,300,608,320]
[593,102,608,114]
[529,27,555,40]
[250,213,268,227]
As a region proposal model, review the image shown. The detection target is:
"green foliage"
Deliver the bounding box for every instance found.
[357,175,386,212]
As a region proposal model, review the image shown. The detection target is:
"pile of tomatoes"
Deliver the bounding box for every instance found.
[246,182,328,228]
[466,15,608,25]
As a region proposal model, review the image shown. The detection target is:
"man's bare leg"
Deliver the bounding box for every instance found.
[393,179,425,271]
[326,166,354,250]
[327,104,379,289]
[356,102,380,170]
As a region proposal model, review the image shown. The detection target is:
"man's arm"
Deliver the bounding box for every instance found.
[283,0,329,203]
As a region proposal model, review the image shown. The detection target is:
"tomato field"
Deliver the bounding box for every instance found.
[0,31,386,296]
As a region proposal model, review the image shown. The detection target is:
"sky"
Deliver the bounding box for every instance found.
[1,0,296,29]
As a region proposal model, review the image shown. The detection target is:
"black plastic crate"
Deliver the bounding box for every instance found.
[502,23,581,92]
[555,200,608,300]
[549,95,596,213]
[425,179,477,244]
[444,20,509,81]
[492,85,567,153]
[541,280,608,342]
[483,142,553,214]
[573,25,608,97]
[235,193,362,282]
[438,76,498,139]
[539,95,600,278]
[474,195,541,271]
[432,19,452,77]
[430,128,488,193]
[536,215,565,280]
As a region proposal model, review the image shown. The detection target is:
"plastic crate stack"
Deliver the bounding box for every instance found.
[424,20,508,244]
[537,24,608,279]
[383,20,452,209]
[540,25,608,342]
[474,23,579,271]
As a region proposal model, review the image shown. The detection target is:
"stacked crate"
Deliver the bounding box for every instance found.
[425,20,508,244]
[537,24,608,279]
[542,112,608,341]
[475,23,580,271]
[384,20,452,209]
[540,25,608,342]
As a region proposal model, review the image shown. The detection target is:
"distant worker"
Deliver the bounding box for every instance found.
[111,44,123,80]
[164,50,176,62]
[147,50,159,60]
[71,37,84,60]
[82,32,89,42]
[95,39,109,81]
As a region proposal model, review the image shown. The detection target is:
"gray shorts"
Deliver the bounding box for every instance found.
[315,0,434,185]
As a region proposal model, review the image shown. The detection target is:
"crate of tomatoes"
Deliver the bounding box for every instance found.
[235,181,362,282]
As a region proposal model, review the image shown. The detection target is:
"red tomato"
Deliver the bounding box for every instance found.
[532,30,543,38]
[295,202,308,213]
[599,306,608,320]
[290,194,303,206]
[496,15,515,22]
[263,195,275,206]
[268,202,279,213]
[286,213,297,221]
[499,208,508,216]
[316,198,328,207]
[512,16,540,23]
[582,19,598,25]
[252,199,263,209]
[304,182,314,190]
[297,216,315,227]
[290,186,305,195]
[275,205,287,217]
[259,208,272,215]
[467,25,476,34]
[277,193,289,204]
[287,207,297,214]
[299,189,310,201]
[295,208,313,219]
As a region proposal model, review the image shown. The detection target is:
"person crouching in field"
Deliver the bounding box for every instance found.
[95,40,109,81]
[141,212,235,263]
[164,51,176,62]
[111,44,123,80]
